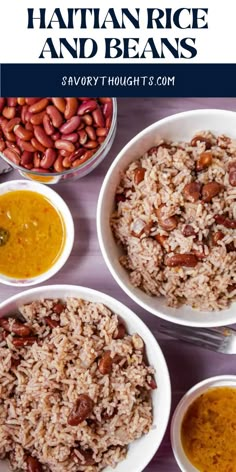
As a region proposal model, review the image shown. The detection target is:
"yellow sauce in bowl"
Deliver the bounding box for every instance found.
[0,190,65,279]
[181,387,236,472]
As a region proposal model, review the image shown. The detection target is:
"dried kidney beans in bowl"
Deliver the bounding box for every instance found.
[0,97,117,184]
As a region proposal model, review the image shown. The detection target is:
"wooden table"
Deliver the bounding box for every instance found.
[1,97,236,471]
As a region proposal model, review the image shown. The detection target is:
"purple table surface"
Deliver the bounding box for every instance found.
[1,97,236,472]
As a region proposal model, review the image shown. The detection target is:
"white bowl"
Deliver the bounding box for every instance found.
[97,109,236,327]
[0,180,74,286]
[0,284,171,472]
[171,375,236,472]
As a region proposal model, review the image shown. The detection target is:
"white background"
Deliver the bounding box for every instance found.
[0,0,235,63]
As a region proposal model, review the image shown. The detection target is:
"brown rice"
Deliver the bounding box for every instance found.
[111,132,236,311]
[0,298,154,471]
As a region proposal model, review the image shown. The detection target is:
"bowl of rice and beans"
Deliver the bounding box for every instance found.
[0,285,171,472]
[97,109,236,327]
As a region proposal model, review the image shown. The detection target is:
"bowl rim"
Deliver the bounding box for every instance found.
[97,108,236,327]
[0,284,172,472]
[170,374,236,472]
[0,180,74,286]
[0,98,117,177]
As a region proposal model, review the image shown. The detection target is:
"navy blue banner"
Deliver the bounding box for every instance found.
[1,63,236,97]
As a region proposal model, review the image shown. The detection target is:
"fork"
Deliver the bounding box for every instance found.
[158,322,236,354]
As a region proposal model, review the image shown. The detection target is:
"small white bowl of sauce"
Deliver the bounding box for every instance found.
[0,180,74,286]
[171,375,236,472]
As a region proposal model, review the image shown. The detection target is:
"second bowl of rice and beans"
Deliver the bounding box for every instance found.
[97,109,236,327]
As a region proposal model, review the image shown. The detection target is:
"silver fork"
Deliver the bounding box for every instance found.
[159,322,236,354]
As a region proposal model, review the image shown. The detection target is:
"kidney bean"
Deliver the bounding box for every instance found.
[17,139,35,152]
[34,125,53,148]
[113,322,126,340]
[202,182,224,202]
[24,163,34,170]
[42,114,55,136]
[59,149,71,158]
[0,98,6,113]
[69,147,86,162]
[190,135,211,149]
[73,448,95,466]
[25,98,40,106]
[2,106,16,120]
[5,117,21,133]
[53,302,65,314]
[183,182,202,202]
[134,167,146,185]
[12,336,38,347]
[212,231,224,245]
[30,111,45,126]
[3,148,20,164]
[59,115,80,134]
[28,98,49,114]
[78,129,88,145]
[229,169,236,186]
[85,126,96,141]
[17,97,25,105]
[4,131,16,142]
[46,105,64,128]
[196,151,213,171]
[7,98,17,107]
[31,138,46,152]
[106,116,112,128]
[6,142,21,154]
[51,131,61,141]
[33,152,41,168]
[68,394,94,426]
[21,151,34,166]
[78,99,97,116]
[61,132,78,143]
[62,157,71,168]
[99,351,113,375]
[83,140,98,150]
[51,97,65,113]
[26,455,42,472]
[73,150,96,166]
[64,98,78,119]
[98,136,106,144]
[103,100,113,119]
[226,242,235,252]
[0,318,32,337]
[44,316,60,328]
[21,105,28,123]
[165,253,198,267]
[14,125,33,141]
[99,97,112,104]
[53,155,64,172]
[147,376,157,390]
[182,225,196,237]
[40,148,57,169]
[229,161,236,171]
[96,127,108,137]
[156,205,178,231]
[54,140,75,153]
[81,113,93,125]
[214,214,236,229]
[92,107,105,127]
[228,284,236,293]
[25,122,34,132]
[0,139,6,152]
